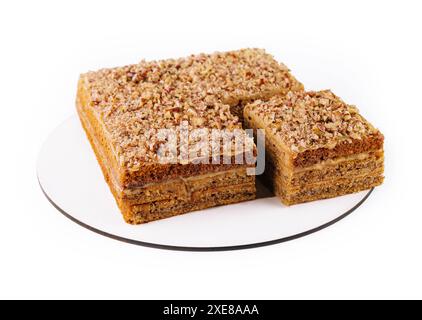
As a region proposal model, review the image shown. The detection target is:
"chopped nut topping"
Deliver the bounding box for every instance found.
[80,49,302,169]
[245,90,380,153]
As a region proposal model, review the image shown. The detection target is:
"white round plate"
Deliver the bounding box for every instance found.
[38,117,373,251]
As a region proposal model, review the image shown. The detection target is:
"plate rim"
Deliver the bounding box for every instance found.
[38,176,373,252]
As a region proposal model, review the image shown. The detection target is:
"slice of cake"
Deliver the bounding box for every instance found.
[76,49,303,223]
[244,90,384,205]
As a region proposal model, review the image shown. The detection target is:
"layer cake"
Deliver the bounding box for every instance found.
[76,49,303,223]
[244,90,384,205]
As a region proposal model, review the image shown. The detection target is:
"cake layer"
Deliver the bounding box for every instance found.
[291,157,383,187]
[124,190,256,224]
[275,167,384,193]
[266,152,384,188]
[293,136,383,168]
[130,183,256,212]
[122,168,254,204]
[274,174,384,205]
[264,157,383,194]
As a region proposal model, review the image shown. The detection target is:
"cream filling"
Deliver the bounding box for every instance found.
[293,152,381,173]
[125,168,250,198]
[269,157,384,183]
[274,166,384,191]
[266,150,382,176]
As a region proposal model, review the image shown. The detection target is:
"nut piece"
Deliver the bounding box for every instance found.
[192,116,205,127]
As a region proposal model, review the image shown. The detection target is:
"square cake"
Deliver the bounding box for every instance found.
[244,90,384,205]
[76,49,303,223]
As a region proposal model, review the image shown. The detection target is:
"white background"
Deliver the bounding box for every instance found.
[1,0,421,299]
